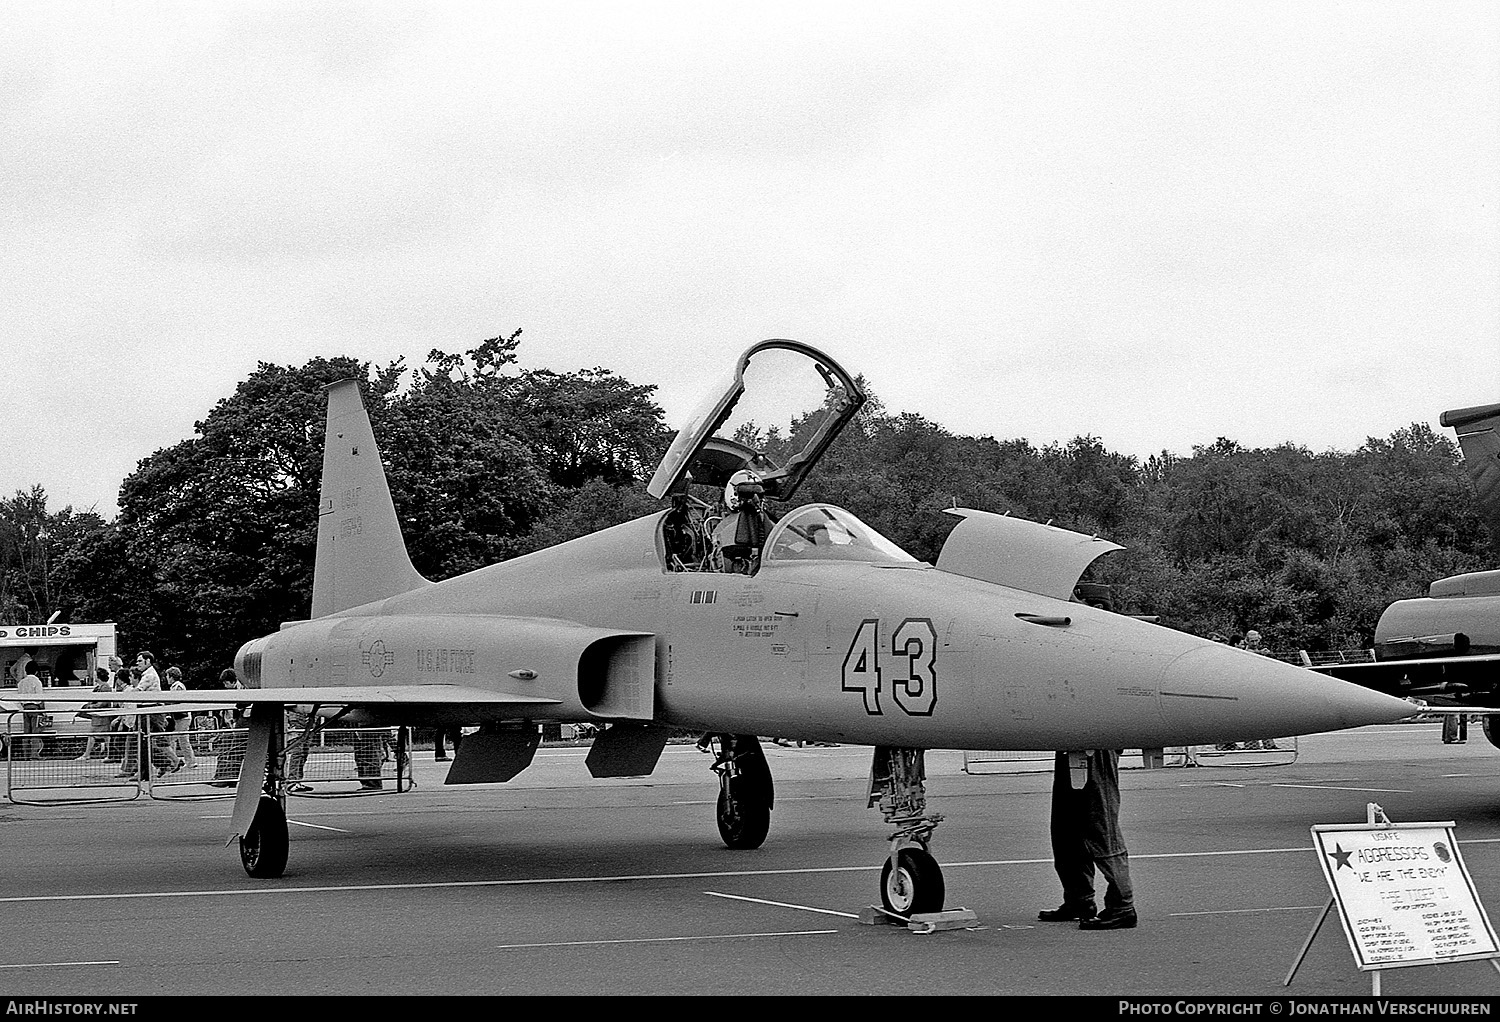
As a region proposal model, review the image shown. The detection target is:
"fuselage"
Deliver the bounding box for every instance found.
[239,509,1415,750]
[1375,570,1500,658]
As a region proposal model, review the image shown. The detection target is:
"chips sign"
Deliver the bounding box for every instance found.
[0,625,74,638]
[1312,821,1499,971]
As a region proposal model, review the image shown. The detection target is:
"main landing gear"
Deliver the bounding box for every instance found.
[241,796,289,878]
[869,746,945,917]
[233,706,306,878]
[700,733,774,849]
[1482,715,1500,751]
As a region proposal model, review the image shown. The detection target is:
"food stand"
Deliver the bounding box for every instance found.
[0,622,118,690]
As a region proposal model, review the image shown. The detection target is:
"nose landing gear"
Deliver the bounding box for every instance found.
[870,746,945,917]
[881,845,944,917]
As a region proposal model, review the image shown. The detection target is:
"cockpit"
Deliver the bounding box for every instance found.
[649,340,910,576]
[660,500,918,575]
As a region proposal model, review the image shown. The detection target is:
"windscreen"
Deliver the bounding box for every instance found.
[764,505,918,566]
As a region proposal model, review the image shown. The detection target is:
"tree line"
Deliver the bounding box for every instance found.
[2,333,1489,683]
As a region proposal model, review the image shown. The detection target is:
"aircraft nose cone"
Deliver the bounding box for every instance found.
[1159,643,1416,743]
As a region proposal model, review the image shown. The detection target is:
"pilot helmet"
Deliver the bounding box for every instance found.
[724,470,763,511]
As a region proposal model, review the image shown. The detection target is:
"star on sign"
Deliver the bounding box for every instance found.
[1327,843,1353,871]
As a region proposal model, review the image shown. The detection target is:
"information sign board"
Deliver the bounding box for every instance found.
[1311,821,1500,971]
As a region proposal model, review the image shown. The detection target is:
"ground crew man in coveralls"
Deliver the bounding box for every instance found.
[1039,748,1137,930]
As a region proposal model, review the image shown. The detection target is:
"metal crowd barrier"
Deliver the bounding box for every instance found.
[3,709,143,805]
[962,749,1189,774]
[961,741,1297,774]
[1189,737,1299,766]
[213,724,411,799]
[4,711,410,804]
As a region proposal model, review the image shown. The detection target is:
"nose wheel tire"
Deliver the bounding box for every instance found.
[880,847,945,917]
[240,797,289,878]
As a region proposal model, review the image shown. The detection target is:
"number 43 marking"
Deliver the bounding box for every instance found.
[841,618,937,716]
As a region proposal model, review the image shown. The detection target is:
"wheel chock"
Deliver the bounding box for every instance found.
[906,908,979,934]
[858,906,980,932]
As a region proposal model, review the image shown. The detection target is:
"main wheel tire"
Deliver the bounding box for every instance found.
[1482,715,1500,751]
[880,847,945,917]
[240,797,289,878]
[716,786,771,849]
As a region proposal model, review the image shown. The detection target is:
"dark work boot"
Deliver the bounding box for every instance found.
[1079,907,1137,930]
[1038,901,1097,922]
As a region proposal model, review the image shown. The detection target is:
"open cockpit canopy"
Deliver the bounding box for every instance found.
[647,340,865,503]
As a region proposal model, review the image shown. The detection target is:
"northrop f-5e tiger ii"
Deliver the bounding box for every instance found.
[27,339,1418,916]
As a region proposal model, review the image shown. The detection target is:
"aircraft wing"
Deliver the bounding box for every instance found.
[1307,652,1500,706]
[67,702,227,718]
[0,686,563,711]
[1404,705,1500,715]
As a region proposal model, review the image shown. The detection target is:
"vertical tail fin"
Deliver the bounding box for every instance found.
[1442,401,1500,556]
[1440,399,1500,558]
[311,380,429,618]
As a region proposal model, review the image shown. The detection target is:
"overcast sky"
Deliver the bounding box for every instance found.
[3,1,1497,518]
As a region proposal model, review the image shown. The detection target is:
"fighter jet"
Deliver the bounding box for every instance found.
[23,339,1417,916]
[1309,400,1500,741]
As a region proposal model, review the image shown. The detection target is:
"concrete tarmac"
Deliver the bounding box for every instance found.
[5,723,1500,998]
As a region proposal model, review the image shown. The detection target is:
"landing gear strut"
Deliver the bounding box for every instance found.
[869,746,945,917]
[701,733,774,849]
